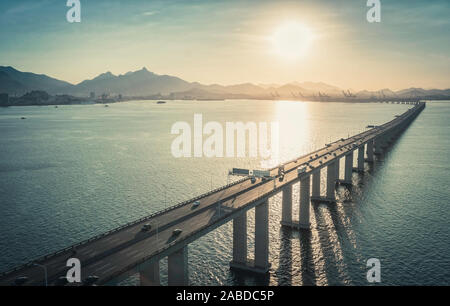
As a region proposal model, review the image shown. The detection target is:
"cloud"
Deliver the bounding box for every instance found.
[142,11,159,17]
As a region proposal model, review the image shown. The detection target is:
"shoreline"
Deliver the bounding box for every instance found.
[0,96,438,108]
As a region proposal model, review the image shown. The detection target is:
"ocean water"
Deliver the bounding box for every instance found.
[0,100,448,286]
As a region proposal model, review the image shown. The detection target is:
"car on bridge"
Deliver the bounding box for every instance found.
[173,229,183,236]
[83,275,99,286]
[141,223,152,232]
[13,276,28,286]
[297,166,307,176]
[55,276,69,286]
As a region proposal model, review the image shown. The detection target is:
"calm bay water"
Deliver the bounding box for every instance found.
[0,100,449,285]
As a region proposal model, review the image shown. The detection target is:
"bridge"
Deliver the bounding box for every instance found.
[0,102,426,286]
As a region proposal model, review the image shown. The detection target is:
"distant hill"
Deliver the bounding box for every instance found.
[0,66,73,95]
[0,71,27,94]
[396,87,450,97]
[71,67,192,96]
[0,66,448,100]
[290,81,342,95]
[356,89,397,99]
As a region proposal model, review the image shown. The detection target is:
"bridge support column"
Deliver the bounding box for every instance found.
[231,212,247,265]
[299,175,311,229]
[168,246,188,286]
[335,158,340,183]
[281,184,292,226]
[385,131,393,145]
[357,146,365,173]
[140,261,160,286]
[311,170,321,199]
[326,162,336,202]
[254,199,270,272]
[380,135,385,150]
[374,137,382,155]
[381,133,389,148]
[366,140,374,162]
[230,200,270,274]
[343,152,353,185]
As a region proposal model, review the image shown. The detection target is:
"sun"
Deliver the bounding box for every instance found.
[271,22,314,60]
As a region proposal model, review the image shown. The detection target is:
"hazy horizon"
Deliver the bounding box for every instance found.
[1,0,449,91]
[3,65,450,93]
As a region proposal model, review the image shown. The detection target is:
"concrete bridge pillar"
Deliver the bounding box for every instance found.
[374,137,382,155]
[357,145,365,172]
[326,162,336,202]
[335,158,340,182]
[281,184,292,225]
[254,199,270,272]
[388,130,395,145]
[299,175,311,229]
[232,212,247,265]
[381,133,389,148]
[168,246,189,286]
[344,152,353,184]
[230,200,270,273]
[312,170,321,198]
[390,130,397,142]
[386,131,393,145]
[366,140,374,162]
[140,261,160,286]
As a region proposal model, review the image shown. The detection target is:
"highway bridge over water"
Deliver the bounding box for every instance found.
[0,101,425,286]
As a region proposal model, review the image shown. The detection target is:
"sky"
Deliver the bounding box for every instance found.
[0,0,449,90]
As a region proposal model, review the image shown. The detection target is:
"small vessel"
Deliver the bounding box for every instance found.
[156,101,166,104]
[20,117,26,120]
[55,106,58,108]
[104,104,109,107]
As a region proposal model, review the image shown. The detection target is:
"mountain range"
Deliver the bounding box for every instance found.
[1,66,449,100]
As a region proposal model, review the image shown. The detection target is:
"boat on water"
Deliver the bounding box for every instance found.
[156,101,166,104]
[104,104,109,107]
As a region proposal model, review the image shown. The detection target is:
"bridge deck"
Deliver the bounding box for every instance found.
[0,102,425,286]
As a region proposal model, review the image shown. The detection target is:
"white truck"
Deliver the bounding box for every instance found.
[297,166,307,177]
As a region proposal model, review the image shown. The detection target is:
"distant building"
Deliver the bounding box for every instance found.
[20,91,50,104]
[0,93,9,106]
[90,92,96,99]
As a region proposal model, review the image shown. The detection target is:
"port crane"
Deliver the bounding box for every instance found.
[342,90,356,98]
[270,91,280,99]
[317,91,330,101]
[318,91,329,98]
